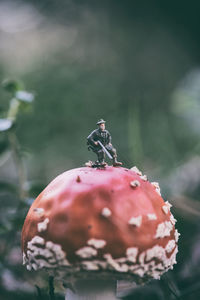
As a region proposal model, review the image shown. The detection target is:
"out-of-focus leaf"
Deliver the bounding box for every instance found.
[15,91,34,103]
[2,79,24,94]
[7,98,20,121]
[7,95,34,119]
[0,118,13,132]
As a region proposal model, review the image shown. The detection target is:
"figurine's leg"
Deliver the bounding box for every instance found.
[107,147,122,166]
[97,150,105,165]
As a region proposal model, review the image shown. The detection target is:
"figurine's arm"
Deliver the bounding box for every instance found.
[87,130,98,146]
[107,131,112,145]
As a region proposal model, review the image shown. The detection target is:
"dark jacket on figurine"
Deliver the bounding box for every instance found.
[87,129,111,149]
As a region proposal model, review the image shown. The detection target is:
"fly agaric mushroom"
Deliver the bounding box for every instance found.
[22,166,180,299]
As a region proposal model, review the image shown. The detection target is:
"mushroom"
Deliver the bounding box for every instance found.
[21,166,180,299]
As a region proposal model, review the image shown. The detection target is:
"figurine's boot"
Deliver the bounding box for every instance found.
[100,160,107,167]
[97,159,107,167]
[112,155,122,167]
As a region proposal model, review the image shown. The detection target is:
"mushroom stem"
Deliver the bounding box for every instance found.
[65,279,117,300]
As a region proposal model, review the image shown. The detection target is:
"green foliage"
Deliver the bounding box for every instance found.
[0,80,38,296]
[2,79,24,94]
[1,79,35,123]
[0,118,13,132]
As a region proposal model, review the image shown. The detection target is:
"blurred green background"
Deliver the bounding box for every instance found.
[1,0,200,299]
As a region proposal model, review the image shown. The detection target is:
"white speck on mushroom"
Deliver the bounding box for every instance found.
[140,175,147,181]
[126,247,138,263]
[22,253,28,265]
[128,264,141,272]
[103,254,119,270]
[164,245,178,268]
[156,189,161,196]
[162,205,169,214]
[75,247,97,258]
[118,264,129,272]
[155,263,165,271]
[46,242,65,260]
[152,272,161,280]
[170,214,177,225]
[134,268,145,277]
[115,257,127,263]
[28,236,45,246]
[154,221,173,239]
[175,229,181,242]
[45,241,55,250]
[37,218,49,232]
[101,207,112,217]
[151,182,161,196]
[128,244,177,277]
[33,208,44,217]
[147,213,157,220]
[32,263,38,270]
[130,166,142,176]
[165,240,176,253]
[165,201,172,210]
[128,215,142,227]
[103,254,129,272]
[25,236,70,271]
[151,182,159,188]
[82,261,99,270]
[146,245,166,261]
[138,252,146,265]
[84,260,107,270]
[163,203,173,216]
[130,180,140,188]
[24,235,179,280]
[87,238,106,249]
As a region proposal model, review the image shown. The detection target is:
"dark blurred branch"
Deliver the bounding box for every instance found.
[8,131,28,200]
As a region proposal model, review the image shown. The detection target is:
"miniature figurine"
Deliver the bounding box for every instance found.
[87,119,122,167]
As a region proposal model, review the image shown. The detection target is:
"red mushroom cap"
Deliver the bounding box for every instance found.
[22,166,179,282]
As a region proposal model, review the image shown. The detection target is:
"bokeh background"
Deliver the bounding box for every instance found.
[1,0,200,299]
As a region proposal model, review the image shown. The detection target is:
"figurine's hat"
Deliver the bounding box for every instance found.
[96,119,106,125]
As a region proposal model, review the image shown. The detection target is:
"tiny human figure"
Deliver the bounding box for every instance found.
[87,119,122,167]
